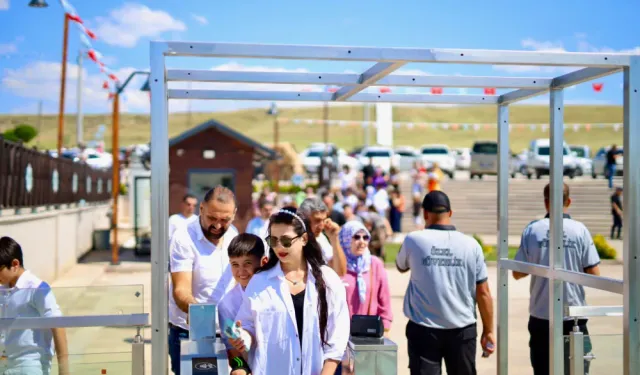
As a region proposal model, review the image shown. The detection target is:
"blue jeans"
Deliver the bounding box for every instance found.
[168,324,189,375]
[606,164,616,188]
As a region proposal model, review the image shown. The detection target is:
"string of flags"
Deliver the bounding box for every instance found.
[276,118,624,132]
[58,0,120,99]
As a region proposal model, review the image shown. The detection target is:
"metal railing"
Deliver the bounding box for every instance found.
[0,136,112,210]
[0,313,148,374]
[566,305,623,375]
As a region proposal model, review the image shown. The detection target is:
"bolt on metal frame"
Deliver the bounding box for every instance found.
[149,41,639,375]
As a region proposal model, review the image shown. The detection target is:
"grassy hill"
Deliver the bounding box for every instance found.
[0,104,624,153]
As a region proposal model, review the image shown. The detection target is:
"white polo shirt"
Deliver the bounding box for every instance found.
[0,270,62,370]
[169,217,239,330]
[168,213,197,241]
[217,283,244,350]
[236,264,349,375]
[316,234,334,263]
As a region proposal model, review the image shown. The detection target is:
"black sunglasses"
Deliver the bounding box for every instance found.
[265,235,302,248]
[353,234,370,241]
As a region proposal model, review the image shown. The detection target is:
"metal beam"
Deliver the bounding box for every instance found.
[498,67,622,105]
[0,314,149,330]
[497,104,510,375]
[499,259,551,278]
[168,89,498,104]
[554,269,623,295]
[333,62,406,101]
[166,69,553,89]
[161,41,631,67]
[567,305,623,318]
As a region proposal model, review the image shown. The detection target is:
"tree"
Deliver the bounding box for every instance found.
[2,124,38,143]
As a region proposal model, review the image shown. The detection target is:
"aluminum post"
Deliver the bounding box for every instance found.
[569,326,585,375]
[549,88,565,375]
[623,55,640,375]
[149,41,170,375]
[496,104,509,375]
[76,52,83,145]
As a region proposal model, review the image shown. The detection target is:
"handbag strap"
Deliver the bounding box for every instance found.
[366,263,375,315]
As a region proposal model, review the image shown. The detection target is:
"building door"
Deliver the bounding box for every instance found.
[187,169,235,208]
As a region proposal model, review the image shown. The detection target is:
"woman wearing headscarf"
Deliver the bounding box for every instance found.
[336,221,393,374]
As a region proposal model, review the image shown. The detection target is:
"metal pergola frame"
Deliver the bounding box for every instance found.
[149,41,639,375]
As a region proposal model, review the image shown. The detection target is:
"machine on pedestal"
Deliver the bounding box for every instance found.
[180,304,230,375]
[342,315,398,375]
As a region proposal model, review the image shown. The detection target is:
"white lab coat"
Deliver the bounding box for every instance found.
[235,264,349,375]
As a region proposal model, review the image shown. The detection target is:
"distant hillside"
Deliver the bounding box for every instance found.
[0,104,623,153]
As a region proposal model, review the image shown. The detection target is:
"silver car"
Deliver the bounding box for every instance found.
[469,141,518,179]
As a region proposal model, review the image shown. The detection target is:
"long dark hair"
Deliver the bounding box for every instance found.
[260,210,330,347]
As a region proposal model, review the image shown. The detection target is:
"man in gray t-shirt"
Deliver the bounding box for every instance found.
[396,191,495,375]
[513,182,601,375]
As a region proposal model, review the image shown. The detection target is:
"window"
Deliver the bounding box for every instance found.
[395,150,416,157]
[422,148,449,155]
[538,147,568,156]
[570,147,587,158]
[364,150,392,158]
[472,143,498,154]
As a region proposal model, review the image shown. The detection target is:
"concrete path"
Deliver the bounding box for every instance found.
[40,248,626,375]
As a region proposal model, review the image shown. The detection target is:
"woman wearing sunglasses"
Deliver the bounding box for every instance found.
[334,221,393,375]
[229,209,349,375]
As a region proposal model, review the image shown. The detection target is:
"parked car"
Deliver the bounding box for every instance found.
[419,144,456,178]
[453,148,471,170]
[592,146,624,178]
[524,139,577,179]
[394,146,420,171]
[357,146,400,174]
[569,145,593,177]
[300,144,359,175]
[469,141,519,179]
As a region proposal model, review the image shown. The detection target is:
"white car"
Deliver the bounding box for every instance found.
[592,146,624,178]
[300,145,359,175]
[454,148,471,170]
[419,144,456,178]
[393,146,420,171]
[569,145,593,177]
[357,146,400,174]
[83,149,113,169]
[524,139,577,179]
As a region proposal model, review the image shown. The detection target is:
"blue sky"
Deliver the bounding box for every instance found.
[0,0,638,114]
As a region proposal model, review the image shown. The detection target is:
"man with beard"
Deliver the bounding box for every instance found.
[168,186,239,375]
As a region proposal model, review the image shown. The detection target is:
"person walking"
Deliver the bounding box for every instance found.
[513,182,601,375]
[611,186,623,239]
[396,191,495,375]
[605,144,620,189]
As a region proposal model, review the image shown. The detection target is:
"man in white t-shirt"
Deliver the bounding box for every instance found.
[168,186,239,375]
[168,194,198,240]
[297,197,346,276]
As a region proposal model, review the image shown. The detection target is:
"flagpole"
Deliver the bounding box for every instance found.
[76,50,84,146]
[57,13,70,156]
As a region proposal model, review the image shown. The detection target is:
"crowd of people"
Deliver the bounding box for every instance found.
[0,159,605,375]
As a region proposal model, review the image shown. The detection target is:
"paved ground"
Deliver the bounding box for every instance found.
[39,249,625,375]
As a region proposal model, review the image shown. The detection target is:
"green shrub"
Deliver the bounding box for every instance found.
[473,234,493,256]
[593,234,617,259]
[2,129,20,142]
[13,124,38,143]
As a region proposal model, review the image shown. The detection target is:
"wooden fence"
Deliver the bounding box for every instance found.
[0,137,112,210]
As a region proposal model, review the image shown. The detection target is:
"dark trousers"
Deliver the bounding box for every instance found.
[169,324,189,375]
[406,320,477,375]
[612,214,622,239]
[528,316,592,375]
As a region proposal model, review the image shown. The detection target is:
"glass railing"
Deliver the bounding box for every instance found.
[565,305,623,375]
[0,285,147,375]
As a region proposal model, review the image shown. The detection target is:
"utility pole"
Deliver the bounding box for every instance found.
[364,103,370,147]
[76,51,84,146]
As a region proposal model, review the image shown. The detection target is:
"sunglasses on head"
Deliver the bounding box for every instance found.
[353,234,370,241]
[265,235,302,248]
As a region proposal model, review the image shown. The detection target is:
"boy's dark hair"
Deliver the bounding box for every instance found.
[228,233,265,260]
[0,236,24,268]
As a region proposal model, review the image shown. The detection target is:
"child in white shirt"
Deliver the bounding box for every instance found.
[0,236,69,375]
[217,233,268,375]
